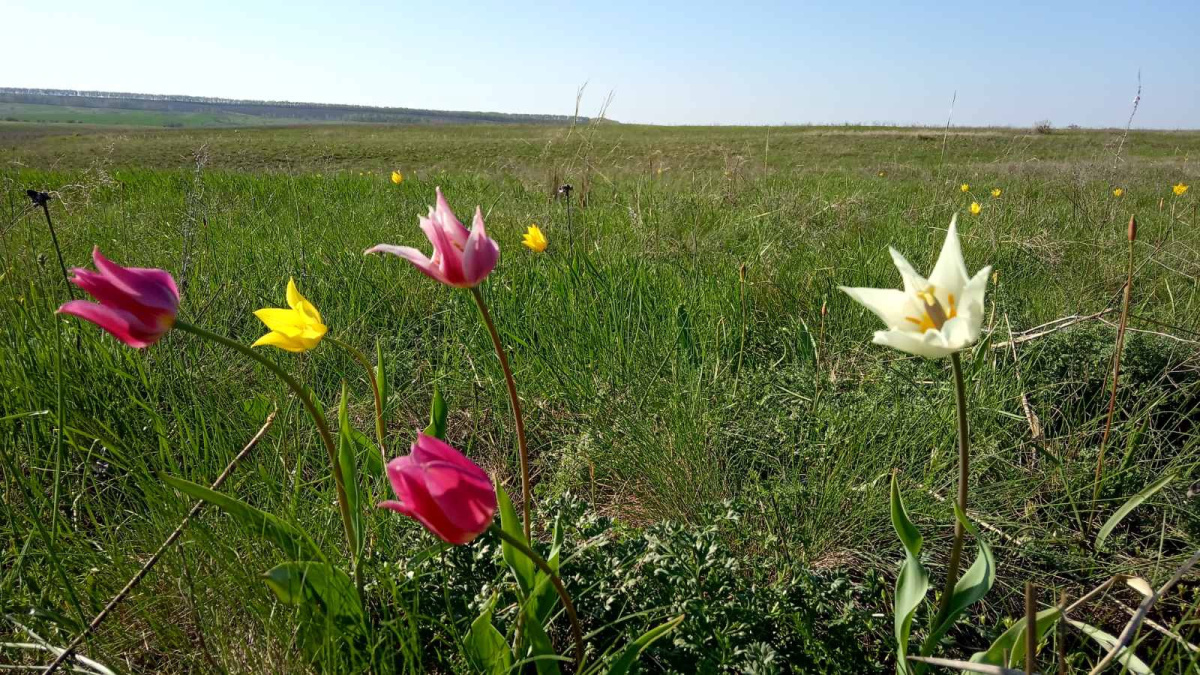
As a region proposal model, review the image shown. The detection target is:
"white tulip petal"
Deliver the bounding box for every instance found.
[888,247,929,296]
[928,214,970,292]
[839,286,913,329]
[960,265,992,319]
[939,316,977,350]
[873,329,957,359]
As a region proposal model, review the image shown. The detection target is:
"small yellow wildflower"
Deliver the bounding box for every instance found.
[878,171,886,177]
[252,278,327,353]
[991,188,1002,198]
[522,224,548,252]
[969,202,982,216]
[960,183,970,193]
[1113,188,1124,198]
[391,170,404,185]
[1173,182,1189,196]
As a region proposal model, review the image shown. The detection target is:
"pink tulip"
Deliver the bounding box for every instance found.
[365,187,499,288]
[57,247,180,348]
[378,432,497,545]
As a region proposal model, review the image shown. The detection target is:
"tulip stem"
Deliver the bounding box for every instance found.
[174,321,361,594]
[330,336,388,463]
[488,523,584,670]
[471,287,532,541]
[932,352,970,629]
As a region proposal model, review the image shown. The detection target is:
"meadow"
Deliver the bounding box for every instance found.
[2,119,1199,673]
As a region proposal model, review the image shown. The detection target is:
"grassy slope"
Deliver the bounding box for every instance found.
[2,122,1199,671]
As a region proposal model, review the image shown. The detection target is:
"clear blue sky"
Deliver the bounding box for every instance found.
[4,0,1197,128]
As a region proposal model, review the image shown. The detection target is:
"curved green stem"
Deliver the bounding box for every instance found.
[175,321,360,592]
[471,287,532,541]
[932,352,970,627]
[329,336,388,463]
[488,523,584,670]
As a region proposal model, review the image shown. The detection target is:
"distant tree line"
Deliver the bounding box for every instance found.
[0,87,587,125]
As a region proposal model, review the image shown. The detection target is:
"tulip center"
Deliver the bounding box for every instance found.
[905,286,957,333]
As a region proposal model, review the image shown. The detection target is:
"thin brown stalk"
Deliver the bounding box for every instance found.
[42,410,277,675]
[1091,216,1136,514]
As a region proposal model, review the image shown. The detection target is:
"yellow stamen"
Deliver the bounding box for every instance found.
[905,287,958,333]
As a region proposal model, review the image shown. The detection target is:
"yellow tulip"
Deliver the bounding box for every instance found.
[969,202,982,216]
[391,171,404,185]
[960,183,970,193]
[1173,182,1189,196]
[252,278,327,352]
[1113,188,1124,198]
[522,224,548,252]
[991,188,1002,198]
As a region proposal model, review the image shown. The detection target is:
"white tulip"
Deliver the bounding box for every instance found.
[840,215,991,359]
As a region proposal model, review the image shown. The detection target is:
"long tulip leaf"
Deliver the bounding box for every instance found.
[891,474,929,675]
[161,474,326,562]
[1095,473,1173,551]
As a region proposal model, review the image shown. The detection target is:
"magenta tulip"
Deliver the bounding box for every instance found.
[365,187,499,288]
[379,433,497,545]
[57,247,180,348]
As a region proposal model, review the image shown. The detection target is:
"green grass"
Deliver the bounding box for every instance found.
[2,121,1199,672]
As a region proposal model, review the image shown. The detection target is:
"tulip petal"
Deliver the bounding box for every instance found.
[462,207,500,286]
[423,215,466,286]
[838,286,914,330]
[411,433,482,473]
[91,247,179,312]
[928,215,970,292]
[253,308,309,336]
[888,247,930,296]
[58,300,157,348]
[434,187,470,248]
[387,457,469,543]
[251,330,306,352]
[422,461,497,536]
[873,328,957,359]
[71,268,161,324]
[365,244,450,286]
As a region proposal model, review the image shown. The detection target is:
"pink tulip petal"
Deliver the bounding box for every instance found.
[434,187,470,248]
[390,459,470,543]
[423,216,466,286]
[411,433,485,474]
[462,207,500,285]
[91,247,179,312]
[421,461,497,535]
[58,300,157,348]
[364,244,451,286]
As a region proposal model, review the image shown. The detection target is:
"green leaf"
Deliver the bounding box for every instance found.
[1067,619,1153,674]
[337,382,363,557]
[375,338,387,413]
[890,475,929,675]
[262,561,361,620]
[161,474,326,562]
[521,607,564,675]
[891,473,922,557]
[465,602,513,675]
[353,427,384,477]
[424,386,448,440]
[970,606,1061,667]
[604,614,686,675]
[1096,473,1174,551]
[530,514,565,625]
[496,481,534,597]
[922,503,996,654]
